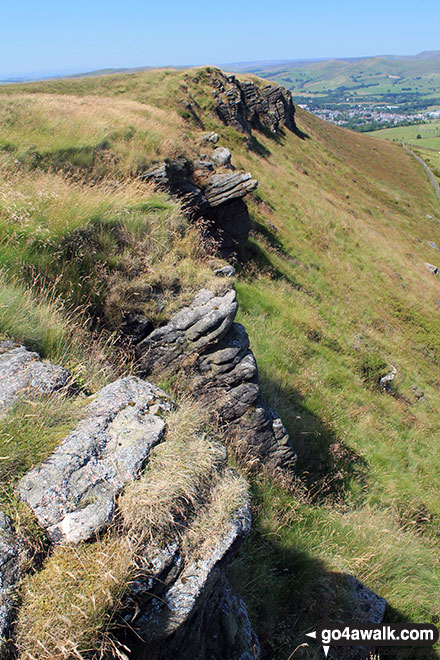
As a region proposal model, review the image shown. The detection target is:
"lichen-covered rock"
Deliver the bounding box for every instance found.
[18,377,173,543]
[0,343,70,416]
[328,575,387,660]
[345,575,386,624]
[136,290,296,471]
[139,476,251,638]
[131,470,258,660]
[137,575,260,660]
[0,512,27,656]
[211,147,232,168]
[214,265,236,278]
[208,70,296,135]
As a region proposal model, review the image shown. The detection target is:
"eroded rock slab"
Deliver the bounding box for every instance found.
[0,343,70,416]
[136,290,296,471]
[136,289,238,373]
[132,470,258,660]
[18,377,173,543]
[0,512,27,655]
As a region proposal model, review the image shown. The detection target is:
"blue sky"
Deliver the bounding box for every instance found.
[1,0,439,78]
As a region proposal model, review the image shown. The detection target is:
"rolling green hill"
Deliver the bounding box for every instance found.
[233,51,440,104]
[1,67,440,658]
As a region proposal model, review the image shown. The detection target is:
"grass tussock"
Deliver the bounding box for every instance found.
[182,467,248,560]
[0,271,128,391]
[0,165,219,330]
[15,537,134,660]
[119,400,226,544]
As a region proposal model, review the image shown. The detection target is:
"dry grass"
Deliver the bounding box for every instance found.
[182,467,248,560]
[15,537,134,660]
[0,270,129,391]
[0,93,192,175]
[119,399,226,544]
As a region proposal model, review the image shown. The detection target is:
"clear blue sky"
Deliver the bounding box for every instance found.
[2,0,439,78]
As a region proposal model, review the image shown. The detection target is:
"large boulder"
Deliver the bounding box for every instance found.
[0,342,70,416]
[0,513,27,657]
[18,377,173,543]
[136,289,296,472]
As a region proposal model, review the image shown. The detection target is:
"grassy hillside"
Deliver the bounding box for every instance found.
[235,51,440,104]
[1,67,440,659]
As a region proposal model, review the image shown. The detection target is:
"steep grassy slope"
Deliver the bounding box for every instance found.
[1,68,440,659]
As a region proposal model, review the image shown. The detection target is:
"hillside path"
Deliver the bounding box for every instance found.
[402,142,440,203]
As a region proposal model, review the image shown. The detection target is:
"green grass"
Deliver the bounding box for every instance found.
[2,67,440,659]
[368,119,440,149]
[235,53,440,106]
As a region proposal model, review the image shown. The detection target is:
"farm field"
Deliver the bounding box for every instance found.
[367,119,440,149]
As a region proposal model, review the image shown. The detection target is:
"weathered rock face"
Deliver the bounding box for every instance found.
[208,71,296,135]
[136,289,297,472]
[18,377,173,544]
[138,574,260,660]
[0,342,70,416]
[15,361,259,659]
[329,575,386,660]
[135,471,251,637]
[123,465,256,660]
[346,575,386,624]
[0,513,27,658]
[144,157,257,255]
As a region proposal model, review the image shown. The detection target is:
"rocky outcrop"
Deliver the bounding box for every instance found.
[138,574,260,660]
[207,70,296,135]
[345,575,386,624]
[144,156,257,255]
[329,575,386,660]
[0,513,27,657]
[135,470,251,636]
[0,342,70,416]
[18,377,173,544]
[15,363,258,659]
[135,289,297,472]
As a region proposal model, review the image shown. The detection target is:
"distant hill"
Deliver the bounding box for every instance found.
[227,51,440,94]
[227,51,440,132]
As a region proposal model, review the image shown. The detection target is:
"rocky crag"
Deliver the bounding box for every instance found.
[136,288,297,472]
[0,342,258,659]
[145,73,296,256]
[0,78,387,660]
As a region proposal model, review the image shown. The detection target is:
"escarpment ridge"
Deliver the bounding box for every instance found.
[0,63,435,660]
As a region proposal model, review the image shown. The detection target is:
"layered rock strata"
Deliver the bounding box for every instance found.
[144,157,257,255]
[0,342,70,416]
[207,70,296,135]
[136,288,297,471]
